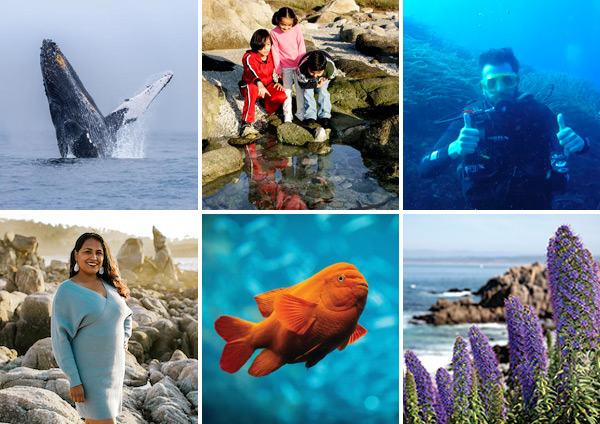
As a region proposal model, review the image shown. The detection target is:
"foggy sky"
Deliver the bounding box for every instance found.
[404,214,600,257]
[0,0,197,136]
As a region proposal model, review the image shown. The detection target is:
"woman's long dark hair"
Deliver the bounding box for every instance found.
[69,232,130,299]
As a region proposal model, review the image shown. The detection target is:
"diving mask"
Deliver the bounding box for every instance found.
[480,73,519,92]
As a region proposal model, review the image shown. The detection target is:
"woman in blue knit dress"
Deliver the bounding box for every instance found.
[51,233,133,424]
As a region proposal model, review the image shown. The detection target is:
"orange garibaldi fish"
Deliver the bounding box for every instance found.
[215,262,369,377]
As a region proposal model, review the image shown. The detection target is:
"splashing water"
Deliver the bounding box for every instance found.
[113,120,147,158]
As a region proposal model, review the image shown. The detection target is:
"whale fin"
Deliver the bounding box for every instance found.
[105,71,173,132]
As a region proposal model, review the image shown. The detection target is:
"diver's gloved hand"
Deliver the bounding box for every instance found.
[557,113,585,153]
[448,113,481,159]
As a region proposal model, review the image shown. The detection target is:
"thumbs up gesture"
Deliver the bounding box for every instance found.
[557,113,585,153]
[448,113,481,159]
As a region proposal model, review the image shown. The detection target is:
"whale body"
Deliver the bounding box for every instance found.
[40,39,172,158]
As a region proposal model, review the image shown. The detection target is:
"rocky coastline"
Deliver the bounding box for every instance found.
[413,262,552,326]
[202,0,399,196]
[0,229,198,424]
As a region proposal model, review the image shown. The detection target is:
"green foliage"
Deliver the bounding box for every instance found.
[355,0,399,9]
[488,383,506,424]
[404,370,425,424]
[468,369,487,423]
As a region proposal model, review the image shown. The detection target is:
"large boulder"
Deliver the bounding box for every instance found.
[360,115,399,159]
[153,227,177,283]
[22,338,57,370]
[202,78,225,141]
[414,262,552,325]
[321,0,360,14]
[202,0,273,50]
[0,290,27,323]
[150,319,181,362]
[356,33,399,58]
[14,292,53,354]
[330,77,399,111]
[6,265,45,294]
[334,58,390,79]
[117,238,145,272]
[0,386,79,424]
[125,352,150,387]
[144,376,192,424]
[202,145,244,185]
[276,123,314,145]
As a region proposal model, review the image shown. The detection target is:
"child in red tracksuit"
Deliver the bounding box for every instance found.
[239,29,286,134]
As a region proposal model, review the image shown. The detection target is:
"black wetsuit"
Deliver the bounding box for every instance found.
[419,94,589,209]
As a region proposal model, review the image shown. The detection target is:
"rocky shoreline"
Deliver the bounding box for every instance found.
[413,262,552,326]
[0,229,198,424]
[202,0,399,195]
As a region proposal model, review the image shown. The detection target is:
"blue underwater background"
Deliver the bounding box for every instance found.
[403,0,600,209]
[202,214,399,424]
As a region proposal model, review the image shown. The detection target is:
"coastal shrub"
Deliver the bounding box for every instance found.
[404,224,600,423]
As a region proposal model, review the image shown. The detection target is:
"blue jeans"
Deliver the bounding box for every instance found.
[303,80,331,120]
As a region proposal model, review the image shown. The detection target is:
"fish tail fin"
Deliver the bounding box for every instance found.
[215,315,255,342]
[215,315,256,373]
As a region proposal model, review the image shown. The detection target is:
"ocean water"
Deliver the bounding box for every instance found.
[202,142,399,210]
[202,214,399,424]
[0,130,197,209]
[403,263,521,374]
[403,0,600,209]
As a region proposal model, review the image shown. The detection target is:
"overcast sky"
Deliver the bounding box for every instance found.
[404,214,600,257]
[0,0,197,136]
[0,211,198,239]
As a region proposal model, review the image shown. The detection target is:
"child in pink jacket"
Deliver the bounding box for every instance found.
[270,7,306,123]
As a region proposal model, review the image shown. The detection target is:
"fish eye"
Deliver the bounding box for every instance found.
[338,275,344,282]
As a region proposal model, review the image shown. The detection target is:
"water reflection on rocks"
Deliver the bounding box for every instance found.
[202,138,398,210]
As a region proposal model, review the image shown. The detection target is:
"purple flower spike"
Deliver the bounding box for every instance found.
[504,295,527,380]
[468,326,506,418]
[547,225,600,358]
[505,295,545,411]
[405,350,438,422]
[451,337,473,420]
[435,368,453,421]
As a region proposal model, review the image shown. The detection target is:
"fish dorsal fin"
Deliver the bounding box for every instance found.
[254,287,287,317]
[276,294,317,335]
[105,71,173,132]
[337,323,367,351]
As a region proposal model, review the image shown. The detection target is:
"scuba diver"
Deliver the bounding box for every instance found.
[418,47,590,209]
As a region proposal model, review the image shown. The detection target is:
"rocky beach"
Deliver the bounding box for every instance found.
[413,262,552,326]
[0,228,198,424]
[202,0,399,209]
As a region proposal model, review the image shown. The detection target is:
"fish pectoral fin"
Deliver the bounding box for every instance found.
[254,287,287,317]
[348,323,367,345]
[337,323,367,351]
[294,343,322,361]
[248,349,285,377]
[276,294,317,335]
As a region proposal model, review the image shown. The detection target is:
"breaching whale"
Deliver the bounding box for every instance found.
[40,39,172,158]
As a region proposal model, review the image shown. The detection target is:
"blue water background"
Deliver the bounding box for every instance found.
[404,0,600,90]
[403,263,524,374]
[0,131,197,209]
[202,214,399,424]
